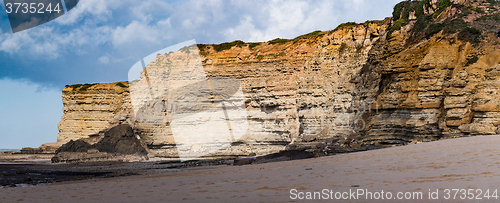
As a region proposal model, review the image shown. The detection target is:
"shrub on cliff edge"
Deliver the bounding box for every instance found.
[268,38,290,45]
[79,83,97,91]
[116,82,128,88]
[212,40,245,52]
[292,30,324,43]
[458,27,482,44]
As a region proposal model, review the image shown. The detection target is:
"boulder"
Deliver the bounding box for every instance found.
[93,124,147,155]
[52,124,148,163]
[55,140,94,154]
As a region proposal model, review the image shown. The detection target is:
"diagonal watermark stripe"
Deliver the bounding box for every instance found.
[128,40,249,161]
[3,0,78,33]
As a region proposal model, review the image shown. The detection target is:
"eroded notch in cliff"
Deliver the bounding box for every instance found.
[378,73,392,95]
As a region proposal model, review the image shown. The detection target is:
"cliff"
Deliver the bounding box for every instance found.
[56,82,131,143]
[48,0,500,159]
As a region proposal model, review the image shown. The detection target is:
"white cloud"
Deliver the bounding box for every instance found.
[157,18,172,29]
[0,0,402,60]
[0,25,113,59]
[111,20,163,46]
[55,0,125,25]
[98,55,110,64]
[224,0,330,42]
[222,0,390,42]
[0,31,33,54]
[130,0,172,23]
[0,28,61,58]
[177,0,225,27]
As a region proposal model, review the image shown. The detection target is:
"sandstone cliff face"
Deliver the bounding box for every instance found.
[57,83,131,143]
[355,0,500,144]
[54,21,389,157]
[54,0,500,157]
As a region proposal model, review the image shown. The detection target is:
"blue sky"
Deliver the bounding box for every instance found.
[0,0,401,149]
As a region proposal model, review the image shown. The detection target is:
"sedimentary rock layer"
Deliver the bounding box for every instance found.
[53,0,500,157]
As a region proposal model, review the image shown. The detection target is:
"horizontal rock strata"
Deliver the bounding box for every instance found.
[52,0,500,159]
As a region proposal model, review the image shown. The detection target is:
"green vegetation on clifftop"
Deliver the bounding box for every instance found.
[390,0,488,46]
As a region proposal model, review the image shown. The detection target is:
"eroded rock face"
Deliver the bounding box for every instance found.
[355,0,500,145]
[57,82,131,143]
[53,0,500,158]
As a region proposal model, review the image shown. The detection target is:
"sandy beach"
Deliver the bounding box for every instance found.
[2,135,500,202]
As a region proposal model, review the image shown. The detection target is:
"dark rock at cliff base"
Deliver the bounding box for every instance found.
[15,147,44,154]
[252,150,315,164]
[55,140,94,154]
[52,124,148,163]
[262,150,315,160]
[93,124,147,155]
[234,150,315,166]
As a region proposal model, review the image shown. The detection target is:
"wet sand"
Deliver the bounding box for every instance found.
[2,135,500,202]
